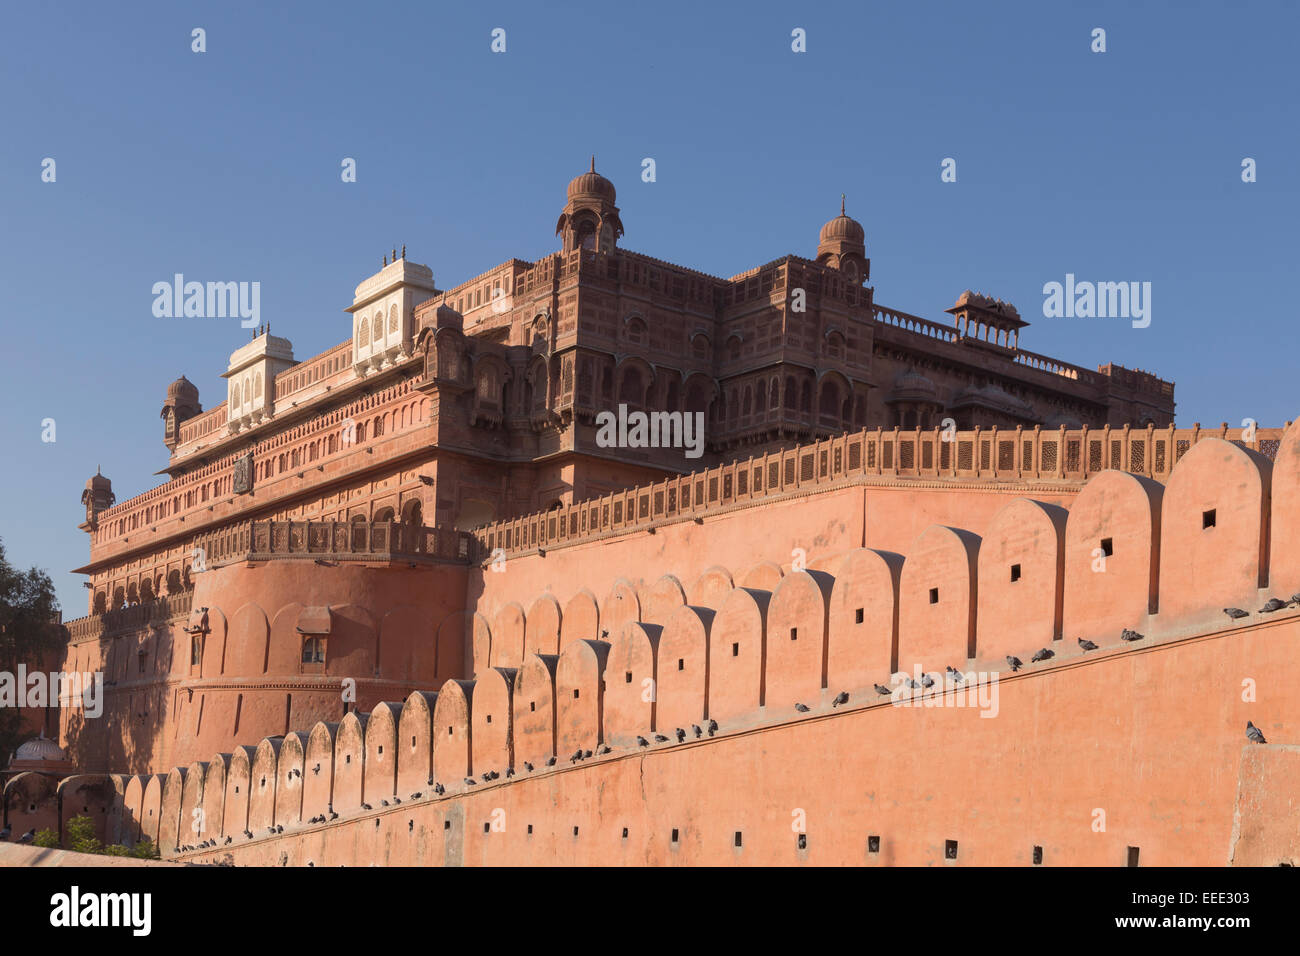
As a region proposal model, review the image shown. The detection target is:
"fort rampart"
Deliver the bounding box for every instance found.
[14,424,1299,866]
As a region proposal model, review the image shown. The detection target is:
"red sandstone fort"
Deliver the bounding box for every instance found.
[6,164,1298,866]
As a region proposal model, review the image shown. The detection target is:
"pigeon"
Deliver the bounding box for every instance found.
[707,719,718,736]
[381,800,390,807]
[1006,656,1023,672]
[361,803,372,811]
[0,827,9,840]
[637,736,649,747]
[276,825,284,834]
[920,674,935,689]
[945,666,964,682]
[1260,598,1288,613]
[545,756,557,766]
[1224,607,1250,620]
[427,776,435,786]
[1291,593,1300,606]
[1121,628,1144,642]
[874,683,893,696]
[464,778,476,786]
[1031,648,1054,663]
[329,811,339,820]
[505,769,515,778]
[581,751,592,760]
[411,793,421,801]
[654,734,670,742]
[599,745,611,754]
[675,728,686,742]
[905,677,921,689]
[392,797,401,804]
[523,762,534,772]
[434,784,445,796]
[692,724,703,738]
[244,830,253,839]
[1246,721,1267,744]
[268,826,276,833]
[794,703,811,712]
[225,836,233,844]
[832,691,850,707]
[18,830,33,843]
[1078,638,1099,651]
[570,750,583,763]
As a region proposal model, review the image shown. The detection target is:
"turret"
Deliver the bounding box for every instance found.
[79,467,115,533]
[160,374,202,451]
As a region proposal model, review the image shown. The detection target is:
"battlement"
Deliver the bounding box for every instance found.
[36,423,1299,865]
[471,421,1290,561]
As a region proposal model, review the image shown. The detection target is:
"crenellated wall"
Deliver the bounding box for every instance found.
[30,425,1300,865]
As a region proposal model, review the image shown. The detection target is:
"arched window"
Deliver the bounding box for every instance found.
[358,320,370,348]
[801,380,813,413]
[388,304,399,334]
[302,637,325,664]
[820,381,840,419]
[374,507,395,523]
[625,317,646,345]
[401,499,423,527]
[619,367,644,406]
[191,635,202,666]
[242,379,251,405]
[785,376,797,411]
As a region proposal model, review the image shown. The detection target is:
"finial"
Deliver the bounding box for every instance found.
[841,194,845,216]
[590,155,595,173]
[392,248,397,262]
[401,244,406,259]
[383,254,387,267]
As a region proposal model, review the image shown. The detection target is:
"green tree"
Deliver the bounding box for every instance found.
[0,538,63,760]
[64,814,102,855]
[33,827,60,848]
[130,837,159,859]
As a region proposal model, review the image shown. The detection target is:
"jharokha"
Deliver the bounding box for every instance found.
[11,164,1300,867]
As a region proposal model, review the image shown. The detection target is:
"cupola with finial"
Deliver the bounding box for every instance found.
[160,374,202,451]
[816,195,869,284]
[556,157,624,253]
[79,466,115,533]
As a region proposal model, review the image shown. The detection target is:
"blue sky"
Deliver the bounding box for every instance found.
[1,0,1296,615]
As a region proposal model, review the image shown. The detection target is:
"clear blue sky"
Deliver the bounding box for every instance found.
[2,0,1296,616]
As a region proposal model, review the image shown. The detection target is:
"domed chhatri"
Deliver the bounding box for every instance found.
[160,373,203,451]
[816,195,869,282]
[566,155,617,204]
[166,374,199,401]
[819,195,866,244]
[557,157,624,254]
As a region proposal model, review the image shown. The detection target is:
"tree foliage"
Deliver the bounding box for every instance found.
[0,537,63,760]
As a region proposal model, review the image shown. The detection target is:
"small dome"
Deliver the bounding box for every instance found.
[14,735,65,763]
[84,467,111,490]
[167,374,199,400]
[820,197,865,244]
[567,157,616,203]
[888,367,938,401]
